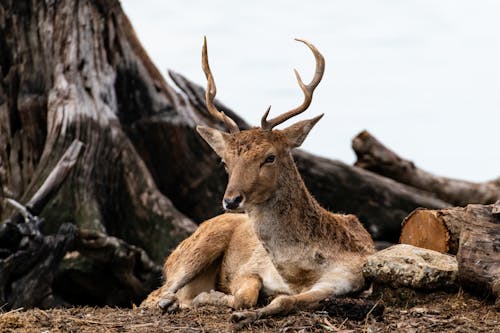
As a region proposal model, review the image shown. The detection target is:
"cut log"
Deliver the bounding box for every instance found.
[352,130,500,206]
[400,207,466,254]
[457,204,500,307]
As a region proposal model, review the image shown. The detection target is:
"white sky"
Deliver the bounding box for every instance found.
[121,0,500,182]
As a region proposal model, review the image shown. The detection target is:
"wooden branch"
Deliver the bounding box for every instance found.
[352,130,500,206]
[8,140,84,224]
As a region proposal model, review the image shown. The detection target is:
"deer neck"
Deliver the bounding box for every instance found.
[247,154,322,244]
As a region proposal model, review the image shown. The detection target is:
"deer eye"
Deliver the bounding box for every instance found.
[264,154,276,164]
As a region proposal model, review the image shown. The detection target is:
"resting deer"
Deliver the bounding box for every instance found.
[141,38,375,324]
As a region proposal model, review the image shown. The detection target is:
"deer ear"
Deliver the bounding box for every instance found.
[281,114,323,148]
[196,126,229,157]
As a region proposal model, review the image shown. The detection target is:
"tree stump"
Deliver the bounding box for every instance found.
[0,0,198,265]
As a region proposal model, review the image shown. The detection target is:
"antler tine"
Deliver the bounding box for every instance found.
[202,37,240,133]
[261,39,325,130]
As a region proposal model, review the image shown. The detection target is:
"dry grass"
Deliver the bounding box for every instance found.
[0,290,498,333]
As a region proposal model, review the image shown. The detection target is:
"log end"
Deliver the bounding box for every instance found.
[400,209,450,253]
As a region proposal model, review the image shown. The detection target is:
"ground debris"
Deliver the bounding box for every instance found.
[0,291,498,332]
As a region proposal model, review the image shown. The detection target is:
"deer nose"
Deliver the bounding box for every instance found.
[223,194,244,210]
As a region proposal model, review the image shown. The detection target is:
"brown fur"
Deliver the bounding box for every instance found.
[141,121,375,324]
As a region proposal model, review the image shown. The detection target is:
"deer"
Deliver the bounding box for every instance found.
[141,37,375,325]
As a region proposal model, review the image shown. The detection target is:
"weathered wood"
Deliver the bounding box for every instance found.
[167,71,451,243]
[400,207,466,254]
[457,204,500,307]
[352,130,500,206]
[0,0,197,264]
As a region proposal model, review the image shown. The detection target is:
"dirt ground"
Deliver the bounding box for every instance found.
[0,290,498,333]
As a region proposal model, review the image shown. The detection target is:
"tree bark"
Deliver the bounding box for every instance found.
[0,0,197,264]
[457,204,500,307]
[400,207,466,254]
[352,130,500,206]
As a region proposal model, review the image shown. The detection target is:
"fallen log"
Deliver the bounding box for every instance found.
[352,130,500,206]
[457,204,500,308]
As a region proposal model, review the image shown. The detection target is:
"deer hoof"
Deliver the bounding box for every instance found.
[231,310,258,325]
[158,294,179,312]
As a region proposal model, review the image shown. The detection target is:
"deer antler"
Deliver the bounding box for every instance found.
[261,39,325,130]
[202,37,240,133]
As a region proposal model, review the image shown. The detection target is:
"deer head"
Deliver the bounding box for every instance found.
[197,37,325,212]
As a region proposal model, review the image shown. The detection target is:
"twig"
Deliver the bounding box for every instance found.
[5,198,35,223]
[321,317,354,333]
[0,307,24,316]
[281,326,313,332]
[363,300,381,332]
[127,322,159,329]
